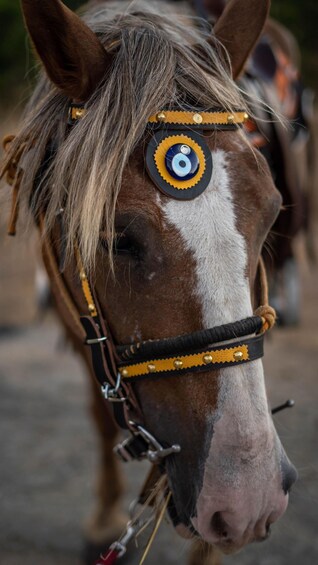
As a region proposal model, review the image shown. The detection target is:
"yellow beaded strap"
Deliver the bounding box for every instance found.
[148,110,249,126]
[119,342,252,380]
[68,106,249,126]
[74,244,98,318]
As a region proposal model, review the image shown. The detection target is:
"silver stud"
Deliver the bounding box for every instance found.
[193,113,203,124]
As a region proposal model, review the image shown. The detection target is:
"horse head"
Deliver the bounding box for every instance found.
[16,0,297,553]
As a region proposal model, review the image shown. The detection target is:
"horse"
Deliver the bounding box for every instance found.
[242,17,316,326]
[1,1,298,564]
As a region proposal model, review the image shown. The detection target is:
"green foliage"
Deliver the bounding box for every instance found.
[271,0,318,84]
[0,0,84,104]
[0,0,31,102]
[0,0,317,106]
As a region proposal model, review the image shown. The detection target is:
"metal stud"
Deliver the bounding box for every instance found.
[174,359,183,369]
[75,108,85,119]
[156,112,166,122]
[203,354,213,365]
[193,113,203,124]
[88,304,96,313]
[120,368,129,378]
[233,351,243,361]
[243,112,249,121]
[227,114,235,124]
[80,271,87,281]
[147,363,156,373]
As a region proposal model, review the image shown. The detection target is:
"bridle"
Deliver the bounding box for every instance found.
[2,106,279,464]
[1,104,296,564]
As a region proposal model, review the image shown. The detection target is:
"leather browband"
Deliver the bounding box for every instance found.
[147,110,249,126]
[68,104,249,129]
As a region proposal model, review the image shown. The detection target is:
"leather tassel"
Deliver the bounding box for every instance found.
[7,172,22,236]
[1,135,26,236]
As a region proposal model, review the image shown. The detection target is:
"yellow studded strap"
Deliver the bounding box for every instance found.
[68,106,249,127]
[74,245,98,318]
[148,110,249,126]
[119,343,250,380]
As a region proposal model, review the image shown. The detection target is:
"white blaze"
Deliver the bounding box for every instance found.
[162,149,269,412]
[162,150,274,531]
[163,150,252,327]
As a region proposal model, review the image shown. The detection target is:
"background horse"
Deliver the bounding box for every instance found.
[1,1,297,564]
[192,0,316,325]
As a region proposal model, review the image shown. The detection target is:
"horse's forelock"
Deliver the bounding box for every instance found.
[5,0,247,271]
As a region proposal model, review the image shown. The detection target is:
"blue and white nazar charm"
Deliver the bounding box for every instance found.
[146,129,213,201]
[165,144,200,181]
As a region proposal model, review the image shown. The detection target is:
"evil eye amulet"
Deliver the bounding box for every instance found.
[145,130,213,201]
[165,144,199,180]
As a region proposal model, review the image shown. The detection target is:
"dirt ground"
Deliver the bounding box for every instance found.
[0,116,317,564]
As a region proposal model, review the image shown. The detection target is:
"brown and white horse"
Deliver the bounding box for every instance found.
[2,1,297,563]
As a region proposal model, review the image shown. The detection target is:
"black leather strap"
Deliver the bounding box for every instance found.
[117,316,263,362]
[81,315,128,429]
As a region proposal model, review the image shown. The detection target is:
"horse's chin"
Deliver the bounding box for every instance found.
[175,523,194,540]
[175,524,243,555]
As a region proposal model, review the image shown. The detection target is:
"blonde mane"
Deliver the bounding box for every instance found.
[3,0,248,269]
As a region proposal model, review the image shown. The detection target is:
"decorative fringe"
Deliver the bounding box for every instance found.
[0,135,27,236]
[139,490,171,565]
[97,473,171,565]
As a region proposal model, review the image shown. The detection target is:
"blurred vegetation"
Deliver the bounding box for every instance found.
[270,0,318,90]
[0,0,317,107]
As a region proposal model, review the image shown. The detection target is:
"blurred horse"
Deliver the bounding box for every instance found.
[200,0,316,325]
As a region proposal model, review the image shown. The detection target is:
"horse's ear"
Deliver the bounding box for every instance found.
[204,0,226,19]
[21,0,112,101]
[213,0,271,78]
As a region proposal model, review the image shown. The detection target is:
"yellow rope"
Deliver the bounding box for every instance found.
[139,491,172,565]
[255,257,277,332]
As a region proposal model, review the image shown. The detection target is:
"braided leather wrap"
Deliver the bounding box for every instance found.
[117,315,263,362]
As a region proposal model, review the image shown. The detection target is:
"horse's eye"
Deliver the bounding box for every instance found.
[99,232,140,258]
[165,144,200,180]
[113,233,140,258]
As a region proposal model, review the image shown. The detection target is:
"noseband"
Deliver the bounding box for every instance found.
[76,239,274,463]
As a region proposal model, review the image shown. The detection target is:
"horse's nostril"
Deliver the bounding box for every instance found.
[282,461,298,494]
[210,511,228,539]
[266,522,272,537]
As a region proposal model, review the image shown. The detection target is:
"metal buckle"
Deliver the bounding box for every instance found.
[86,336,108,345]
[101,372,127,403]
[114,421,181,463]
[108,525,136,558]
[99,502,156,562]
